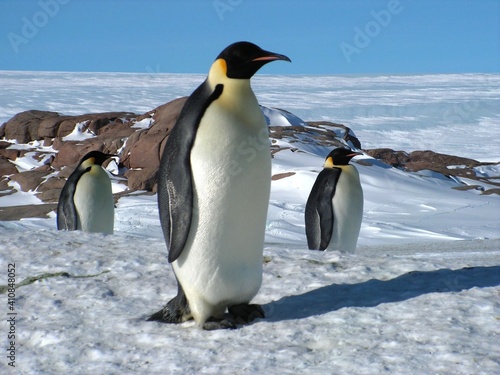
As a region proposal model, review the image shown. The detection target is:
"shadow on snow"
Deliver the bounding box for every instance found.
[263,266,500,322]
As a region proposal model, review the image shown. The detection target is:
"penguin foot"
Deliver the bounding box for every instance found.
[202,314,238,330]
[147,294,191,323]
[228,303,265,324]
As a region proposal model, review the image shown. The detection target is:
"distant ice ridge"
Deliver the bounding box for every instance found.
[1,71,498,161]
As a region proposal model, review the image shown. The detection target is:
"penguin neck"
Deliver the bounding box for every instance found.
[81,158,96,170]
[207,59,254,103]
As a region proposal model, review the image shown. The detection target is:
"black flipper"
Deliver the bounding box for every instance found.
[157,82,224,263]
[147,281,191,323]
[56,166,91,230]
[305,168,342,250]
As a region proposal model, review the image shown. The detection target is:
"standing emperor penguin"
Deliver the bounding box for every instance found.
[57,151,115,235]
[148,41,290,330]
[305,148,363,252]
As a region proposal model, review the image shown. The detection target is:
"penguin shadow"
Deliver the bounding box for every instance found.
[262,265,500,322]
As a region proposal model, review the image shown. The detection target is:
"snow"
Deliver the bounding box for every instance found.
[0,181,43,207]
[1,231,499,374]
[62,121,94,141]
[131,117,154,129]
[0,71,499,374]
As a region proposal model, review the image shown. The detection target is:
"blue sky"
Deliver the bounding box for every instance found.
[1,0,499,75]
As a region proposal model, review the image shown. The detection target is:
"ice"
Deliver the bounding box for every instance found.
[0,71,499,374]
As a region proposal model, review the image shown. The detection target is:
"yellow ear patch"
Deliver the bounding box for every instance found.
[324,157,334,168]
[81,157,96,169]
[215,58,227,76]
[208,58,229,87]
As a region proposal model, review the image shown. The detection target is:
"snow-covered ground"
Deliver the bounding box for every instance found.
[1,71,499,374]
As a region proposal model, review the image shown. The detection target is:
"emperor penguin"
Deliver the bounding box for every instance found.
[148,41,290,330]
[57,150,115,235]
[305,148,363,252]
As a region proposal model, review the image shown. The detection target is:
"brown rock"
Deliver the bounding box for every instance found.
[38,116,67,138]
[87,117,110,135]
[482,188,500,195]
[126,132,162,170]
[0,156,18,176]
[0,178,12,191]
[121,97,187,169]
[270,121,360,151]
[0,203,57,221]
[8,168,50,192]
[306,121,362,149]
[86,112,136,135]
[93,135,126,156]
[51,142,86,169]
[98,121,136,138]
[150,97,187,134]
[363,148,410,168]
[404,150,484,181]
[57,165,75,179]
[37,176,66,192]
[3,110,59,143]
[364,148,500,187]
[36,188,62,203]
[406,150,480,170]
[272,172,296,181]
[52,141,116,170]
[57,119,81,138]
[0,148,20,161]
[51,137,63,150]
[125,167,158,191]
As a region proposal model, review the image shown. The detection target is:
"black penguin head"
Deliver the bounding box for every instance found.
[79,151,115,167]
[216,41,291,79]
[324,148,362,167]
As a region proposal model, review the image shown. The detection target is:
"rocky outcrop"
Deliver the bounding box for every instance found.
[364,148,499,187]
[121,97,187,172]
[2,110,137,145]
[306,121,362,149]
[269,121,361,152]
[0,98,363,204]
[0,156,18,176]
[1,110,59,143]
[0,203,57,221]
[0,99,498,222]
[0,97,191,206]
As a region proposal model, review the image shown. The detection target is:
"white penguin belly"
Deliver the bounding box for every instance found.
[329,166,363,252]
[173,100,271,322]
[73,166,114,234]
